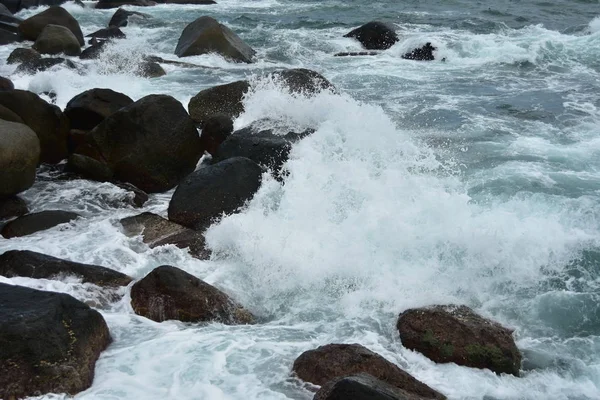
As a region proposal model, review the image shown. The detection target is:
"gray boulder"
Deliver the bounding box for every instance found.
[33,24,81,56]
[18,6,84,46]
[0,120,40,198]
[7,47,41,64]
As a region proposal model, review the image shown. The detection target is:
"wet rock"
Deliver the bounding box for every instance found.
[112,182,149,207]
[0,3,12,15]
[292,344,445,399]
[7,47,41,64]
[315,374,438,400]
[0,27,17,44]
[162,0,215,3]
[344,21,398,50]
[199,114,233,155]
[0,104,23,123]
[175,16,255,62]
[120,212,210,259]
[33,24,82,56]
[396,305,521,376]
[86,26,125,44]
[0,197,28,220]
[188,80,250,126]
[15,56,77,74]
[19,6,84,46]
[137,60,166,78]
[108,8,150,28]
[96,0,155,9]
[0,76,13,90]
[1,210,80,238]
[0,89,70,163]
[0,250,132,286]
[130,265,254,323]
[401,43,436,61]
[212,122,312,177]
[65,88,133,131]
[168,157,262,231]
[334,51,378,57]
[0,283,110,399]
[71,94,202,193]
[270,68,334,94]
[80,40,107,59]
[0,120,40,198]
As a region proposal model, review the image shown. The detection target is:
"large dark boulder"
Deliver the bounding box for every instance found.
[315,374,437,400]
[212,123,311,178]
[108,8,150,28]
[0,104,23,123]
[0,250,132,286]
[19,6,84,46]
[188,80,250,126]
[33,24,81,56]
[0,3,12,14]
[65,88,133,131]
[71,94,202,193]
[86,26,125,44]
[96,0,155,9]
[175,16,255,62]
[199,114,233,155]
[168,157,262,231]
[130,265,254,324]
[0,196,28,220]
[0,120,40,198]
[401,43,436,61]
[15,56,77,74]
[0,75,13,90]
[0,89,70,163]
[397,305,521,376]
[7,47,41,64]
[120,212,210,259]
[1,210,80,238]
[292,344,445,399]
[270,68,334,94]
[344,21,398,50]
[0,283,110,398]
[0,26,17,44]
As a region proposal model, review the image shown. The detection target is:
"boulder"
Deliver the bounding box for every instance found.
[0,76,13,90]
[199,114,233,155]
[130,265,254,323]
[65,88,133,131]
[0,196,28,220]
[270,68,334,94]
[397,305,521,376]
[0,89,70,163]
[19,6,84,46]
[67,152,113,181]
[71,94,202,193]
[188,80,250,126]
[0,104,23,123]
[175,16,255,62]
[315,374,437,400]
[96,0,155,9]
[0,27,17,44]
[137,61,166,78]
[108,8,150,28]
[0,3,12,14]
[293,344,445,399]
[1,210,80,238]
[0,283,110,398]
[15,56,77,74]
[212,123,311,177]
[120,212,210,259]
[401,43,436,61]
[86,26,125,44]
[0,120,40,198]
[0,250,132,286]
[80,40,107,60]
[168,157,262,231]
[7,47,41,64]
[33,24,82,56]
[344,21,398,50]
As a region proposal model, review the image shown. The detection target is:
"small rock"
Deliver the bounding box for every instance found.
[33,24,82,56]
[0,197,28,220]
[0,250,132,286]
[80,40,107,59]
[1,210,80,238]
[270,68,334,94]
[65,88,133,131]
[0,76,13,90]
[401,43,436,61]
[108,8,150,28]
[86,26,125,44]
[293,344,445,399]
[0,283,110,399]
[188,80,250,126]
[120,212,210,258]
[175,16,255,62]
[315,374,437,400]
[0,120,40,198]
[168,157,262,231]
[130,265,254,323]
[18,6,84,46]
[396,305,521,376]
[199,114,233,155]
[137,61,166,78]
[344,21,398,50]
[112,182,148,207]
[7,47,41,64]
[15,57,77,74]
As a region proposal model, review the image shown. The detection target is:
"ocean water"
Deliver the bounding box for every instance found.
[1,0,600,399]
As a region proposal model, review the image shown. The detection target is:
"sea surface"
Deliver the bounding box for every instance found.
[1,0,600,399]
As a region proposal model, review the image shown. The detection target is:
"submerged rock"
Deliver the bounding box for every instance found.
[137,60,166,78]
[120,212,210,259]
[168,157,262,231]
[33,24,81,56]
[344,21,398,50]
[293,344,445,399]
[108,8,150,28]
[315,374,437,400]
[0,120,40,198]
[113,182,149,208]
[65,88,133,131]
[401,43,436,61]
[188,80,250,126]
[175,16,255,62]
[130,265,254,323]
[86,26,125,43]
[71,94,202,193]
[15,56,78,74]
[1,210,80,238]
[0,250,132,286]
[0,196,28,220]
[18,6,84,46]
[396,305,521,376]
[0,283,110,399]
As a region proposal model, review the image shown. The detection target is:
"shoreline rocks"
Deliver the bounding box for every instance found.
[1,210,80,238]
[188,80,250,126]
[315,374,436,400]
[18,6,84,46]
[344,21,398,50]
